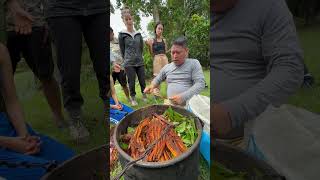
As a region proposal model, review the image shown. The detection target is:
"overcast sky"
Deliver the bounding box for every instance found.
[110,0,153,38]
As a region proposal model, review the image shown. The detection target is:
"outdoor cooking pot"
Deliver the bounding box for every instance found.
[41,145,107,180]
[113,105,203,180]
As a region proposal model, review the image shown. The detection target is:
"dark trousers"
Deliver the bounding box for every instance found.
[125,66,146,97]
[48,13,109,112]
[6,27,54,80]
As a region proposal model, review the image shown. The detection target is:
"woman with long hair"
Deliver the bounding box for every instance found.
[146,22,169,95]
[118,7,147,106]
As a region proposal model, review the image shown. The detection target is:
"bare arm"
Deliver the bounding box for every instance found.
[145,39,154,56]
[0,44,28,137]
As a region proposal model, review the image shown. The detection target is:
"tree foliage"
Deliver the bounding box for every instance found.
[286,0,320,25]
[115,0,210,77]
[185,14,209,67]
[115,0,164,30]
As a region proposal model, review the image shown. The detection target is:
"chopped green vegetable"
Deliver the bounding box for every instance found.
[176,121,186,133]
[163,107,198,147]
[120,142,128,150]
[127,127,135,134]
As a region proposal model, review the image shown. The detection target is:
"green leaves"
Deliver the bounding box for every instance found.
[127,127,135,134]
[212,162,247,180]
[185,14,210,66]
[176,121,186,133]
[120,142,129,150]
[163,107,198,147]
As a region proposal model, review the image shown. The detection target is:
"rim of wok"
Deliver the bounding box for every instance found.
[41,145,107,180]
[113,105,203,168]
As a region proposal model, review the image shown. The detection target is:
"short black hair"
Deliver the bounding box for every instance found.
[172,36,187,48]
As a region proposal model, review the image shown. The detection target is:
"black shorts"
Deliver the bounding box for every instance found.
[6,27,54,80]
[112,70,127,86]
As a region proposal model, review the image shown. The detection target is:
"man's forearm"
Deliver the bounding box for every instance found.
[180,80,205,102]
[150,81,160,90]
[151,73,164,88]
[222,59,303,128]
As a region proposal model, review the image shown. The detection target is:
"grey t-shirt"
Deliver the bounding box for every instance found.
[153,58,205,103]
[211,0,304,128]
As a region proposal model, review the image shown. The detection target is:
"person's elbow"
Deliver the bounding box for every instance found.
[197,78,206,92]
[289,53,304,92]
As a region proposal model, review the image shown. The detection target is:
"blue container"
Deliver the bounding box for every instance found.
[200,131,210,165]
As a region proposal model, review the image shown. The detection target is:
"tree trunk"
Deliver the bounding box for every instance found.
[153,4,160,23]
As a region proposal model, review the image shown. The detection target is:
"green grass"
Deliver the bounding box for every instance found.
[110,69,210,180]
[14,66,107,154]
[288,23,320,112]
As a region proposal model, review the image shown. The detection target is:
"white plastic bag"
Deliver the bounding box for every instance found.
[253,104,320,180]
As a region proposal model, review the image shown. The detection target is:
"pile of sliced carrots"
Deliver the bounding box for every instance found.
[121,113,187,162]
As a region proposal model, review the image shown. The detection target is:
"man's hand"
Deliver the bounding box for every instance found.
[144,85,154,94]
[169,95,184,105]
[7,0,34,35]
[212,103,232,138]
[4,136,41,155]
